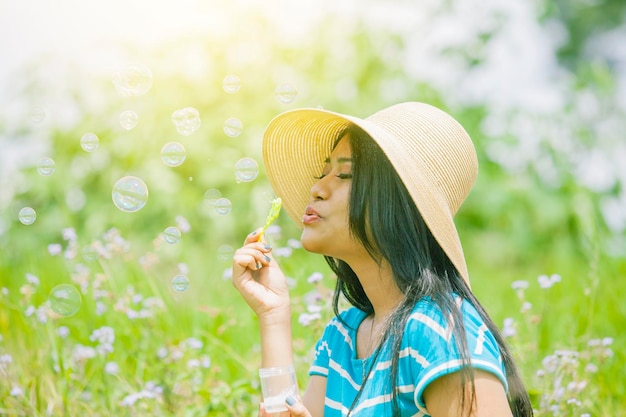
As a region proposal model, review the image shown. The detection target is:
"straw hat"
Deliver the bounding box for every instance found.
[262,102,478,285]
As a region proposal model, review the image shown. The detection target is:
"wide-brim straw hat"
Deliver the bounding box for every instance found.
[262,102,478,285]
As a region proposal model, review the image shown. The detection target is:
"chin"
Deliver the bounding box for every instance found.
[300,230,324,255]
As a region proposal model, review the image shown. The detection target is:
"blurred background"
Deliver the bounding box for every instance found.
[0,0,624,415]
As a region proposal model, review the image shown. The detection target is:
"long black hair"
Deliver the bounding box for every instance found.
[323,124,533,417]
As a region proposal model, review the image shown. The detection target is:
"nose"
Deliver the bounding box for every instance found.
[310,177,328,201]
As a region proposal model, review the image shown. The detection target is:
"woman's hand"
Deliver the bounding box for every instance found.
[232,229,291,319]
[258,396,313,417]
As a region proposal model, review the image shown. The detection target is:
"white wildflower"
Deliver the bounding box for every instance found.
[48,243,63,256]
[104,362,120,375]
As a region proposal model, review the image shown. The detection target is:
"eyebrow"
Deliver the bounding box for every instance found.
[323,157,353,164]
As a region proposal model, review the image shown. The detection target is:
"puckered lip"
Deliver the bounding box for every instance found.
[302,205,321,225]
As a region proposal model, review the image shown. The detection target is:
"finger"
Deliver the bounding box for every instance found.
[285,395,312,417]
[244,228,264,245]
[233,248,272,270]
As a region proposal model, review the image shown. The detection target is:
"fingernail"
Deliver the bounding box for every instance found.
[264,255,271,262]
[263,244,271,250]
[251,231,258,235]
[256,262,262,269]
[285,395,296,406]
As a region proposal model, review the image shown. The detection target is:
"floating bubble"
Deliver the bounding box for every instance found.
[214,198,232,215]
[172,275,190,291]
[119,110,139,130]
[18,207,36,225]
[80,133,99,152]
[112,176,148,212]
[222,74,241,94]
[203,189,222,208]
[275,83,298,104]
[172,107,201,136]
[235,157,259,182]
[223,117,243,137]
[163,226,181,244]
[217,244,234,261]
[81,244,98,262]
[29,107,46,124]
[49,284,82,316]
[112,64,153,97]
[37,157,56,176]
[161,142,186,167]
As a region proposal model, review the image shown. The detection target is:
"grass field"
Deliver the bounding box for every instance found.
[0,200,624,415]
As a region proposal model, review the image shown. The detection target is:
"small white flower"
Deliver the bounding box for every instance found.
[57,326,70,338]
[201,355,211,368]
[25,305,35,317]
[307,272,324,284]
[0,354,13,364]
[62,228,77,241]
[10,385,23,397]
[602,337,614,346]
[287,238,302,249]
[105,362,119,375]
[185,337,203,349]
[511,280,529,290]
[157,347,168,359]
[222,268,233,280]
[273,247,293,257]
[537,274,552,288]
[96,301,107,316]
[187,359,200,369]
[176,216,191,233]
[178,263,189,274]
[298,312,322,326]
[25,273,40,286]
[48,243,63,256]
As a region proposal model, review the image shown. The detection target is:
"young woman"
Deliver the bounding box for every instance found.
[232,102,534,417]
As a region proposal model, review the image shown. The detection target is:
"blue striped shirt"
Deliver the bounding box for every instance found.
[309,296,508,416]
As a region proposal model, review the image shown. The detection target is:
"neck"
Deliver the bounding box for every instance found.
[346,255,404,319]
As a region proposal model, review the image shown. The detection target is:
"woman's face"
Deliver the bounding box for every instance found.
[300,136,367,260]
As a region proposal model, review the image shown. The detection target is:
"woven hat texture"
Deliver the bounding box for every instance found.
[262,102,478,284]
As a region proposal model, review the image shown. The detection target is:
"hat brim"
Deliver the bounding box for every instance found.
[262,105,471,284]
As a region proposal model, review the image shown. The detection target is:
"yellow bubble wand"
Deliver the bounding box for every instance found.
[258,197,282,240]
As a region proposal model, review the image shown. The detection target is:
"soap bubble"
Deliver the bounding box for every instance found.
[222,74,241,94]
[275,83,298,104]
[18,207,36,225]
[161,142,186,167]
[172,275,190,291]
[112,64,153,97]
[215,198,232,215]
[235,157,259,182]
[48,284,82,316]
[163,226,181,244]
[28,107,46,124]
[81,244,98,262]
[112,176,148,212]
[223,117,243,137]
[217,244,234,261]
[119,110,139,130]
[203,189,222,208]
[172,107,201,136]
[37,157,56,176]
[80,133,99,152]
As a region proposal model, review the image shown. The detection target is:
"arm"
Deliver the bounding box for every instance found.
[423,369,513,417]
[232,230,323,416]
[232,229,293,368]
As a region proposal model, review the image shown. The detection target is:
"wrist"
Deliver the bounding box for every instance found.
[258,306,292,327]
